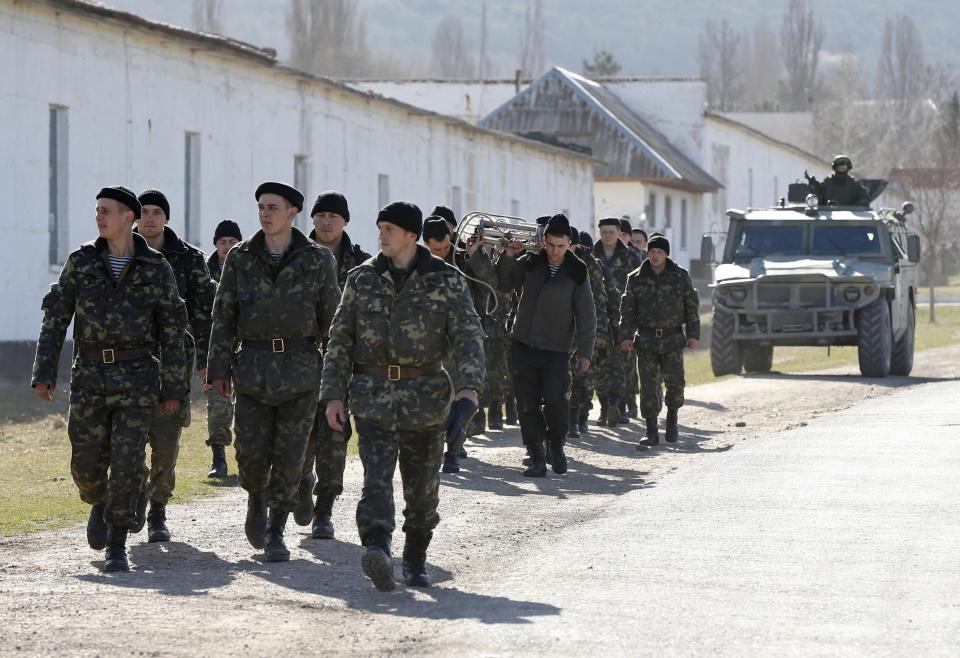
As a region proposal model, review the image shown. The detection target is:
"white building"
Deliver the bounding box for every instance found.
[0,0,595,366]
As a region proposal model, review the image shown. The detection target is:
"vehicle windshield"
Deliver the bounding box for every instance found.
[813,225,883,256]
[733,226,805,259]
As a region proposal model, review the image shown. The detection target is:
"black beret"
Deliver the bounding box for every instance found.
[97,186,141,219]
[311,191,350,222]
[255,181,304,211]
[213,219,242,244]
[631,228,648,239]
[598,217,620,228]
[579,231,594,249]
[619,218,632,233]
[138,189,170,220]
[544,213,571,238]
[647,234,670,255]
[422,216,450,242]
[432,205,457,227]
[377,201,423,239]
[569,224,580,245]
[535,215,551,226]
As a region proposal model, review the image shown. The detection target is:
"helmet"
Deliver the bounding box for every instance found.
[832,155,853,170]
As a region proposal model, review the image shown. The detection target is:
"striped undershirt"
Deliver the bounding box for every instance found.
[547,264,561,278]
[269,251,283,263]
[107,254,132,281]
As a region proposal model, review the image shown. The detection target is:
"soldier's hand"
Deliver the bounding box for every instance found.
[686,338,700,350]
[466,232,485,256]
[577,357,591,375]
[504,239,524,257]
[213,378,232,397]
[595,333,607,347]
[618,339,634,353]
[326,399,346,432]
[198,368,207,384]
[454,388,479,406]
[160,399,181,416]
[34,383,54,402]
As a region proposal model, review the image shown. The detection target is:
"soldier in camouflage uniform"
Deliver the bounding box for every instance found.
[617,235,700,450]
[298,191,371,540]
[568,227,608,439]
[481,243,514,431]
[321,202,485,591]
[593,217,642,425]
[32,186,187,573]
[630,228,649,257]
[207,182,341,562]
[135,189,217,543]
[813,155,871,207]
[204,219,243,478]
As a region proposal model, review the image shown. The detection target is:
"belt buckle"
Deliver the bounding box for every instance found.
[101,349,116,364]
[387,365,401,381]
[655,328,664,338]
[272,338,285,353]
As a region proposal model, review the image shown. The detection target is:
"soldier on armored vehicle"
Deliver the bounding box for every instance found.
[806,155,871,207]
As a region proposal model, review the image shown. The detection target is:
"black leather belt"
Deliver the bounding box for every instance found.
[353,363,442,381]
[241,337,318,353]
[78,346,153,364]
[636,327,684,338]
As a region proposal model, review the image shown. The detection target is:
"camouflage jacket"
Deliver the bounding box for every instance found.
[136,226,216,392]
[442,244,496,318]
[308,229,371,288]
[207,227,341,402]
[593,239,643,295]
[32,233,187,406]
[320,245,485,431]
[206,251,224,283]
[617,258,700,354]
[575,245,611,340]
[817,174,870,207]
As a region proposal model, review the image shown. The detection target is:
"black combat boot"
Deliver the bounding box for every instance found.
[551,438,568,475]
[567,406,581,439]
[470,407,487,436]
[441,449,461,473]
[619,400,629,422]
[522,441,547,478]
[361,529,395,592]
[627,398,638,420]
[637,418,660,450]
[606,399,622,426]
[263,508,290,562]
[505,399,518,425]
[402,529,433,588]
[597,401,609,427]
[86,503,108,550]
[147,501,171,543]
[130,485,148,534]
[578,408,589,435]
[665,407,679,443]
[294,472,316,526]
[245,492,268,549]
[488,401,504,430]
[311,493,335,539]
[207,445,228,478]
[103,527,130,573]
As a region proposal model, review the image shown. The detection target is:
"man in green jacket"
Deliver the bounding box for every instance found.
[815,155,871,207]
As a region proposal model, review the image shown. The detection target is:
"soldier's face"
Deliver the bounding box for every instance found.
[632,233,647,251]
[138,205,167,239]
[544,234,570,265]
[258,194,297,236]
[835,164,849,174]
[95,199,133,241]
[216,237,239,259]
[599,226,619,247]
[377,221,417,258]
[312,212,346,244]
[620,231,631,243]
[425,236,451,259]
[648,247,667,268]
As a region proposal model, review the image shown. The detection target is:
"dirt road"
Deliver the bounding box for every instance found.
[1,345,958,656]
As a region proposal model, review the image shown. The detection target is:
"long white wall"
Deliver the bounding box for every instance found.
[0,0,594,342]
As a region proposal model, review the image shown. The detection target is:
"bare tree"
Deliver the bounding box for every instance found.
[583,50,622,78]
[779,0,823,110]
[813,53,869,165]
[191,0,223,34]
[877,16,927,102]
[478,1,490,79]
[743,19,780,110]
[518,0,544,78]
[698,19,745,111]
[431,15,475,78]
[287,0,370,77]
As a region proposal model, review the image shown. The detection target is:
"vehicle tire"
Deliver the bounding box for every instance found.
[890,303,915,376]
[856,298,892,377]
[742,343,774,373]
[710,309,743,376]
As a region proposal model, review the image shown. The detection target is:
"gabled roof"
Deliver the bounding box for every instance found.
[482,67,721,192]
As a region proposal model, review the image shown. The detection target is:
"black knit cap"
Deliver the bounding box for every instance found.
[569,225,580,245]
[311,191,350,222]
[97,186,141,219]
[544,213,571,239]
[579,231,594,249]
[138,189,170,220]
[535,215,551,226]
[432,205,457,227]
[422,216,450,242]
[598,217,620,228]
[377,201,423,238]
[255,181,304,211]
[619,218,632,233]
[631,228,648,239]
[213,219,242,244]
[647,234,670,255]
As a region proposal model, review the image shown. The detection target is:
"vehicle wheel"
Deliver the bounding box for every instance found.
[856,298,892,377]
[710,309,743,376]
[742,343,774,373]
[890,303,915,376]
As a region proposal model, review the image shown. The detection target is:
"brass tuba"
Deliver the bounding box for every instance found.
[454,212,543,253]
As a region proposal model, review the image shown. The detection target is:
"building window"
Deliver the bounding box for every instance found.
[664,195,672,229]
[294,155,309,230]
[647,192,656,225]
[48,106,69,266]
[510,199,520,216]
[378,174,390,208]
[451,186,462,219]
[184,132,201,245]
[680,199,688,249]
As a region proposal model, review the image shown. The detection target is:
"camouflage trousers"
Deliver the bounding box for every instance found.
[146,403,190,505]
[234,390,317,512]
[570,353,594,409]
[300,405,352,500]
[205,387,234,446]
[354,417,445,541]
[637,349,685,420]
[593,339,627,405]
[482,335,512,404]
[627,350,640,400]
[67,402,152,528]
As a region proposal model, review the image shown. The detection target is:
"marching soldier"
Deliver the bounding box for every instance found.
[321,201,484,591]
[569,227,608,439]
[32,186,187,572]
[630,228,648,257]
[207,182,341,562]
[299,190,371,539]
[205,219,243,478]
[135,189,216,543]
[617,235,700,449]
